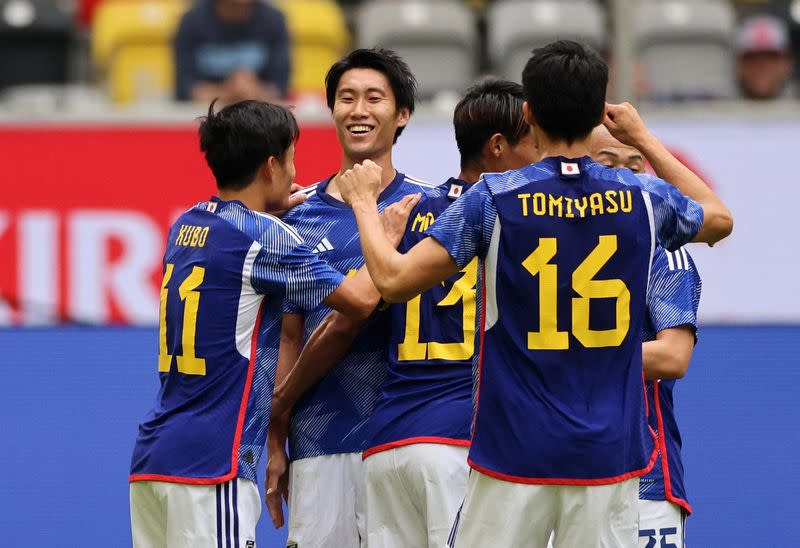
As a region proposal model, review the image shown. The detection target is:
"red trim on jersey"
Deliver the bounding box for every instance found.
[129,305,264,486]
[653,380,693,514]
[362,437,471,459]
[467,443,658,486]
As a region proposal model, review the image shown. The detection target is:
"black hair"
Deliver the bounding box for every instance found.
[453,77,528,169]
[522,40,608,144]
[324,48,417,142]
[198,100,299,190]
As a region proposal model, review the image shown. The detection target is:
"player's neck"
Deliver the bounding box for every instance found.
[218,185,266,213]
[458,165,482,184]
[537,135,592,162]
[328,153,396,199]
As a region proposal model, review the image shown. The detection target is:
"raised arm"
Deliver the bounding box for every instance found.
[604,102,733,246]
[339,162,460,302]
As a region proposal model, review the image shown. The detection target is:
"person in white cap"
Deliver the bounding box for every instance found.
[736,14,796,99]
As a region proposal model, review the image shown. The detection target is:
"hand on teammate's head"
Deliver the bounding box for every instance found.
[603,102,652,149]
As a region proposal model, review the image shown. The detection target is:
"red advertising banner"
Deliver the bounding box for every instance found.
[0,124,340,325]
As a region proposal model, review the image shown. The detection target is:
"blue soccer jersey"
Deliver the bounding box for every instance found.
[130,198,344,484]
[639,246,701,513]
[365,178,475,458]
[282,171,436,460]
[427,156,703,483]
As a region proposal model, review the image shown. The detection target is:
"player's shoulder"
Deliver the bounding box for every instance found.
[400,173,437,192]
[481,161,557,195]
[213,199,303,247]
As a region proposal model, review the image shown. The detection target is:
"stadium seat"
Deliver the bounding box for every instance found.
[278,0,349,96]
[356,0,478,99]
[0,0,75,89]
[635,0,737,100]
[487,0,606,82]
[92,0,187,104]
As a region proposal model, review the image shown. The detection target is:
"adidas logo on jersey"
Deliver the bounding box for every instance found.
[312,237,334,254]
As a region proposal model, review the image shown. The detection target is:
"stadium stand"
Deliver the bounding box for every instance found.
[0,0,74,89]
[91,0,187,104]
[635,0,737,100]
[487,0,606,83]
[356,0,477,98]
[278,0,349,96]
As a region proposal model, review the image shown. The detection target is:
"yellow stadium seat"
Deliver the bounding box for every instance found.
[277,0,350,95]
[92,0,188,104]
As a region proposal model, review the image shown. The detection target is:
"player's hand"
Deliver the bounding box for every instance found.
[268,183,308,218]
[380,193,422,247]
[265,446,290,529]
[339,160,382,206]
[603,102,653,149]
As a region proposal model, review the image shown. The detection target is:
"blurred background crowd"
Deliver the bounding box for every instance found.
[1,0,799,117]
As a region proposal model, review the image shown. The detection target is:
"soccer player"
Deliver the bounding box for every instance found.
[591,126,700,548]
[127,100,412,547]
[264,48,434,547]
[269,78,538,547]
[336,41,733,547]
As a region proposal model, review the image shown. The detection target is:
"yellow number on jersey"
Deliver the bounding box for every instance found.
[523,235,630,350]
[398,257,478,361]
[157,264,207,375]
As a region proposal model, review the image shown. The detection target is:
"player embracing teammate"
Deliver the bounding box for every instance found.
[336,40,732,547]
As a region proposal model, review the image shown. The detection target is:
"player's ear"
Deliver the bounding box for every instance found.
[396,106,410,129]
[522,101,536,128]
[488,133,504,158]
[264,155,278,181]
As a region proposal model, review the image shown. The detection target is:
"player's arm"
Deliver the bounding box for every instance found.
[642,326,695,380]
[265,312,302,528]
[272,196,421,415]
[644,247,702,380]
[604,102,733,246]
[321,194,423,308]
[338,162,460,302]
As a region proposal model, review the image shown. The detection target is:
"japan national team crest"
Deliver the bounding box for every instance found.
[561,162,580,175]
[448,183,464,199]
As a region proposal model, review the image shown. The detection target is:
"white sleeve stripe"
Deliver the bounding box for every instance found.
[680,247,690,270]
[665,250,675,271]
[235,241,265,358]
[674,248,684,270]
[642,191,657,296]
[403,175,436,188]
[253,212,303,244]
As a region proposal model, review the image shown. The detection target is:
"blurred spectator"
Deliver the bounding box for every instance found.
[736,14,796,99]
[174,0,290,103]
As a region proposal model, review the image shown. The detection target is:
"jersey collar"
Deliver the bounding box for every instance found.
[315,169,406,209]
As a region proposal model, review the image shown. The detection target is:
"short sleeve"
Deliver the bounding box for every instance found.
[425,181,496,269]
[250,223,344,313]
[634,173,704,251]
[647,246,702,335]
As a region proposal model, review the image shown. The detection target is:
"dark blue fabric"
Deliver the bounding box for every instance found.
[174,0,290,100]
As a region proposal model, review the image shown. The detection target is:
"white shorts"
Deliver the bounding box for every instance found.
[130,478,260,548]
[450,470,639,548]
[287,452,366,548]
[638,500,685,548]
[364,443,469,548]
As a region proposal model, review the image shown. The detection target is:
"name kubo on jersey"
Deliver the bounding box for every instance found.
[130,198,344,484]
